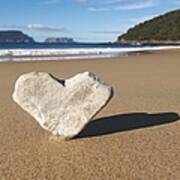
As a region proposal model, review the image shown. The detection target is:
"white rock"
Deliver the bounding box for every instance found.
[12,72,113,139]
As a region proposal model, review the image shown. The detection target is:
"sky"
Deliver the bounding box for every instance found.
[0,0,179,42]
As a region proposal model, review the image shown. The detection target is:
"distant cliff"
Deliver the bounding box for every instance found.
[117,9,180,45]
[45,37,75,43]
[0,31,34,43]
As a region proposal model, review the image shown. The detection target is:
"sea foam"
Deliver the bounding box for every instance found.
[0,46,180,62]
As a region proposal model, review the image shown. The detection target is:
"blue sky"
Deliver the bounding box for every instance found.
[0,0,179,42]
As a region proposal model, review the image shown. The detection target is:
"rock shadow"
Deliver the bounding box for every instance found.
[78,112,179,138]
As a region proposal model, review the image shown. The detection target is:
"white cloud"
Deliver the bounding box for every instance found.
[174,0,180,4]
[76,0,88,3]
[0,24,67,33]
[78,0,123,5]
[41,0,88,5]
[92,30,122,34]
[27,24,67,32]
[88,0,157,12]
[40,0,61,5]
[88,7,109,11]
[0,24,23,29]
[45,0,59,4]
[115,1,155,10]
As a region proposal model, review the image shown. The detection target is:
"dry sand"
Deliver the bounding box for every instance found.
[0,50,180,180]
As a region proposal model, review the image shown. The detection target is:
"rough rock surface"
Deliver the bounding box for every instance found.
[12,72,113,139]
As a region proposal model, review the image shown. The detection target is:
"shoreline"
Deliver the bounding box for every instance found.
[0,45,180,62]
[0,48,179,65]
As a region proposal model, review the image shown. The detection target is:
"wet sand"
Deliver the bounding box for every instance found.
[0,50,180,179]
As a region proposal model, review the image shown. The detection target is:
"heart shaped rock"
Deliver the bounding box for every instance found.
[12,72,113,139]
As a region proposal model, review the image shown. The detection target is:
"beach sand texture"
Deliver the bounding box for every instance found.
[0,50,180,179]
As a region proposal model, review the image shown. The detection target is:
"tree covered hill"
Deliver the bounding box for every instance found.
[118,9,180,45]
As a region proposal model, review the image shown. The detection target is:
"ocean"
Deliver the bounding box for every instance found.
[0,42,180,62]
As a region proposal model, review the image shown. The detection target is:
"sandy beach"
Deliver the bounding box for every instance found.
[0,50,180,179]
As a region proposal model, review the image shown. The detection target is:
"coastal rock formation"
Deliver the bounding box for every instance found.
[0,30,34,43]
[45,37,75,43]
[12,72,113,139]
